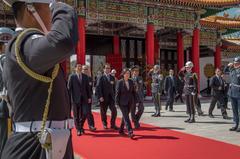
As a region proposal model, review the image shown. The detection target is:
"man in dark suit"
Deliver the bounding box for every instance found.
[96,64,118,129]
[164,69,177,111]
[68,64,92,136]
[208,68,228,119]
[131,65,144,128]
[82,65,96,131]
[175,76,184,103]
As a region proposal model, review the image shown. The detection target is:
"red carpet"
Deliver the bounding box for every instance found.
[72,113,240,159]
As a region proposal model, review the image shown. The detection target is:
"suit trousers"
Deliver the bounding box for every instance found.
[0,118,8,157]
[100,97,117,127]
[166,89,175,110]
[209,96,227,116]
[152,93,161,114]
[119,105,133,133]
[131,102,144,124]
[175,91,184,103]
[230,97,240,126]
[87,104,95,127]
[73,103,90,130]
[185,95,195,117]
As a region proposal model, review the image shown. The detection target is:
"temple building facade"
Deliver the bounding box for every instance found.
[0,0,240,92]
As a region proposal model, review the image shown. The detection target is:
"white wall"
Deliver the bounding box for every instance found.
[200,56,214,91]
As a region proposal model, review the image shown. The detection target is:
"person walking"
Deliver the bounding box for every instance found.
[208,68,228,119]
[131,65,145,128]
[116,68,138,138]
[96,63,118,130]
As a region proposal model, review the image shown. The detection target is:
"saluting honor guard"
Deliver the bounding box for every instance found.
[149,65,164,117]
[1,0,78,158]
[179,61,198,123]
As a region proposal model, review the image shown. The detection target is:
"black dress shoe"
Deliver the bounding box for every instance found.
[154,113,161,117]
[229,126,238,131]
[184,118,190,123]
[169,109,175,112]
[209,114,214,118]
[151,113,156,117]
[89,126,97,131]
[198,112,204,116]
[128,132,134,139]
[111,126,119,130]
[223,115,229,120]
[77,130,82,136]
[188,118,195,123]
[119,130,125,135]
[77,129,85,136]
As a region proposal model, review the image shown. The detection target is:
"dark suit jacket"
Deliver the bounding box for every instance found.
[115,79,137,106]
[96,74,116,101]
[68,73,91,104]
[210,75,224,97]
[164,76,177,94]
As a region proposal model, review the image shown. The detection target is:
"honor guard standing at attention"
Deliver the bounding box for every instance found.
[0,27,14,157]
[1,0,78,158]
[225,56,240,132]
[149,65,164,117]
[96,63,118,130]
[179,61,198,123]
[131,65,145,128]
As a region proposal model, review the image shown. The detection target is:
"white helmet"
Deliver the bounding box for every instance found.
[111,69,116,74]
[3,0,53,7]
[3,0,53,34]
[185,61,194,68]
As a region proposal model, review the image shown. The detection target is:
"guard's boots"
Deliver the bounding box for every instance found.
[189,115,195,123]
[229,124,239,131]
[155,107,161,117]
[184,115,191,123]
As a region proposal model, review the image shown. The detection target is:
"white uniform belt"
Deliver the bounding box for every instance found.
[14,119,74,133]
[231,83,240,88]
[184,85,194,88]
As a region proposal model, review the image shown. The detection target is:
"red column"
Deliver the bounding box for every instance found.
[177,32,184,71]
[146,24,155,66]
[192,28,200,90]
[113,35,120,55]
[215,45,221,69]
[76,17,86,65]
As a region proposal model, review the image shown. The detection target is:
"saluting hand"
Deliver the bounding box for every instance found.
[228,63,233,67]
[88,98,92,104]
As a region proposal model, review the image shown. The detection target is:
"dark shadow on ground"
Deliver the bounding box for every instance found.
[83,132,180,141]
[195,121,233,124]
[161,115,188,118]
